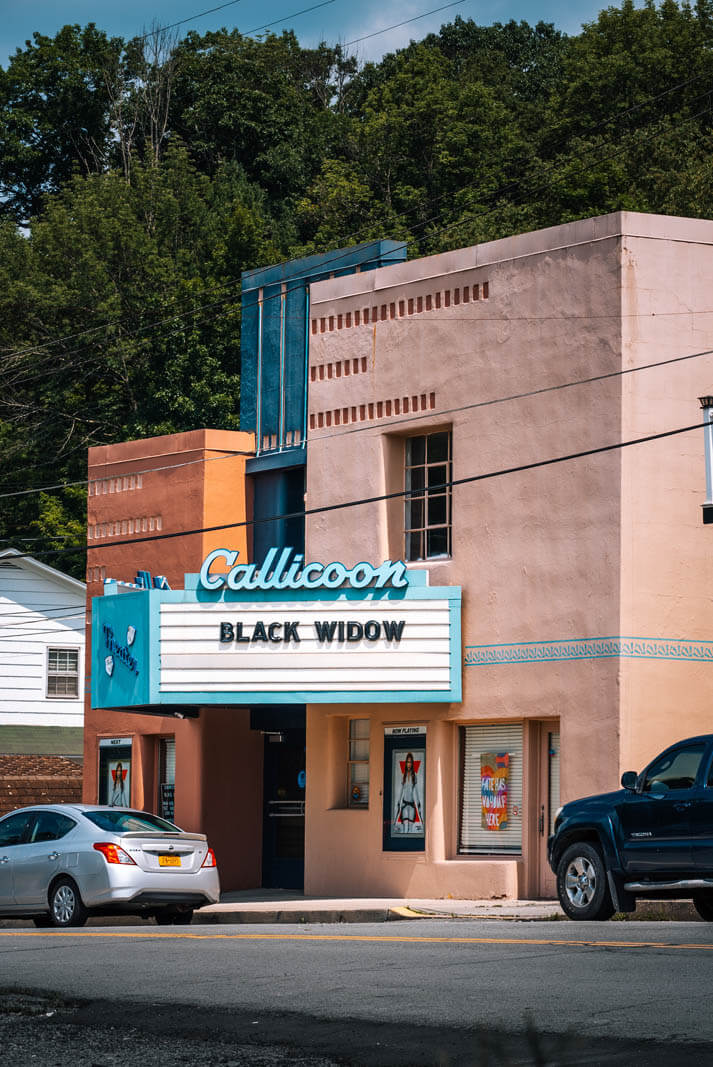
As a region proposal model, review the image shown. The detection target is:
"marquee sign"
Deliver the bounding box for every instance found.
[91,549,461,709]
[199,548,408,592]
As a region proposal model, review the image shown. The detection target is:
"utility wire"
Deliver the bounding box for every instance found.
[0,606,86,620]
[3,338,713,502]
[133,0,246,40]
[345,1,467,46]
[131,0,337,43]
[4,416,707,564]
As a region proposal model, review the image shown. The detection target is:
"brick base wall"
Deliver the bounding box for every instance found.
[0,756,83,817]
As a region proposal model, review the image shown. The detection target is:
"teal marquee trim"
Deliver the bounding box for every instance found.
[464,637,713,666]
[91,575,461,710]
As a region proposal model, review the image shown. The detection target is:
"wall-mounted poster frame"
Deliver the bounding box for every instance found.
[98,737,132,806]
[383,726,426,852]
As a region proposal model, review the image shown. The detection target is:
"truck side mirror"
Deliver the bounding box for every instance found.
[621,771,638,791]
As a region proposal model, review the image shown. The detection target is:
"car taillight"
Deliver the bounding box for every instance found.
[201,848,217,868]
[93,842,136,865]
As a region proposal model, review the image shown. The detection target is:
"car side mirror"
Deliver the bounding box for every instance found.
[621,771,638,791]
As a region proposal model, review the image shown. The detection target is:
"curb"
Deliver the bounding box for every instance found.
[195,908,395,925]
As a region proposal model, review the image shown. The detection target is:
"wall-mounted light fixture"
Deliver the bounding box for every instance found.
[699,396,713,523]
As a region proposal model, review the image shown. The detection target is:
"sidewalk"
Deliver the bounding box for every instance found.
[195,889,703,924]
[196,889,564,924]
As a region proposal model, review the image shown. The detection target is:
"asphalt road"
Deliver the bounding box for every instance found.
[2,919,713,1065]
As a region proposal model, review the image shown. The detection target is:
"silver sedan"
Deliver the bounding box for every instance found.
[0,804,220,927]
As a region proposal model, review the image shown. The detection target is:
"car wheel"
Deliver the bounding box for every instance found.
[155,908,194,926]
[49,877,88,928]
[693,893,713,921]
[557,842,615,921]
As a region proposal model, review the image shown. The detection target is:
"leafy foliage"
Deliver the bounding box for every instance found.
[1,3,713,574]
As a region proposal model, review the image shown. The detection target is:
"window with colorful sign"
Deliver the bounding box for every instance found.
[480,752,510,830]
[459,724,523,854]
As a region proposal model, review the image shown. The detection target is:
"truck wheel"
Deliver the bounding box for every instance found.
[557,842,615,921]
[693,893,713,921]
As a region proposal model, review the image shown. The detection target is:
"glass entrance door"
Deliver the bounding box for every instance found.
[262,728,306,889]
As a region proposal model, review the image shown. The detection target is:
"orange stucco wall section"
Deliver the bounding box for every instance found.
[84,429,263,890]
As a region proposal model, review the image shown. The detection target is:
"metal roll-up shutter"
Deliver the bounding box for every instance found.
[459,724,524,854]
[161,738,176,785]
[548,730,560,835]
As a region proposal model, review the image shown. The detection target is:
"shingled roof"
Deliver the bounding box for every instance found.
[0,755,83,817]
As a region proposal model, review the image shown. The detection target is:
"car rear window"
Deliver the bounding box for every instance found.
[84,810,182,834]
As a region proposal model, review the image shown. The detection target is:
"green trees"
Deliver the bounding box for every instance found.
[0,24,123,222]
[2,4,713,572]
[0,148,267,571]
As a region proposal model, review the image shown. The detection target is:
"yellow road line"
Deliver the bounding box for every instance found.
[0,930,712,950]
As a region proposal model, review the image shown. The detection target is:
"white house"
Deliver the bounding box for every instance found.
[0,549,85,759]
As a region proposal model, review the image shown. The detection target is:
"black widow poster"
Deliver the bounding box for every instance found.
[383,726,426,852]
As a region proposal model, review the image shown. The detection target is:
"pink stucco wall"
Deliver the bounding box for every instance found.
[303,212,713,898]
[617,217,713,772]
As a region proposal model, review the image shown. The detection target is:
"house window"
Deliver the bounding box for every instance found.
[405,431,452,561]
[348,719,370,808]
[47,648,79,698]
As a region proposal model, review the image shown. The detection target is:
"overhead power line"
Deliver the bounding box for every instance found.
[133,0,246,40]
[345,1,467,46]
[3,416,707,565]
[3,338,713,502]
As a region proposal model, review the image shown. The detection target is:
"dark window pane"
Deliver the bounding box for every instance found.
[85,810,181,833]
[0,813,31,847]
[427,464,449,490]
[428,494,447,526]
[406,436,426,466]
[427,432,450,463]
[407,467,425,493]
[406,497,424,530]
[643,744,706,791]
[427,527,450,557]
[32,812,77,843]
[406,531,423,561]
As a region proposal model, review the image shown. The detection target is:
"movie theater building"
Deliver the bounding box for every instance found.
[88,213,713,899]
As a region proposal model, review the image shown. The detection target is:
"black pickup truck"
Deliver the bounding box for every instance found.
[548,734,713,921]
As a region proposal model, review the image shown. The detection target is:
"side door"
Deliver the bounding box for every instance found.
[0,812,34,908]
[12,811,77,906]
[619,741,707,874]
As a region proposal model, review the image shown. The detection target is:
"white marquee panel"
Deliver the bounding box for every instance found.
[158,599,454,694]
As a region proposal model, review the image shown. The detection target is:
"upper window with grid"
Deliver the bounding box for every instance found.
[404,431,452,562]
[47,648,79,699]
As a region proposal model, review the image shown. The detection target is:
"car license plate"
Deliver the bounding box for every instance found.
[158,855,181,867]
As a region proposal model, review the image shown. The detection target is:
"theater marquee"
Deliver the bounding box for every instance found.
[91,548,461,709]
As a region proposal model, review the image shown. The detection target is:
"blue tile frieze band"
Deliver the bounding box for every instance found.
[464,637,713,666]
